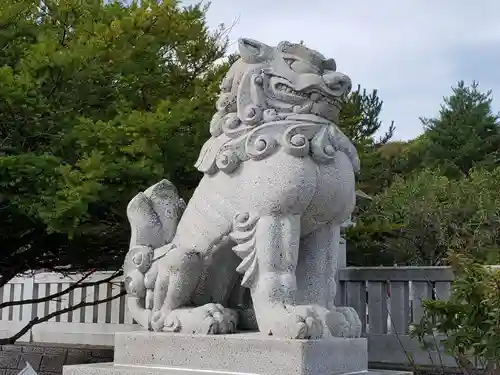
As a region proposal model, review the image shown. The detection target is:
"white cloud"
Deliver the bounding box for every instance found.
[182,0,500,140]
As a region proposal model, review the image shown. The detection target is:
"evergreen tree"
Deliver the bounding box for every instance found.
[338,85,395,149]
[337,85,395,195]
[421,81,500,177]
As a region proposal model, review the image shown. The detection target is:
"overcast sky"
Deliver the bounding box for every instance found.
[181,0,500,140]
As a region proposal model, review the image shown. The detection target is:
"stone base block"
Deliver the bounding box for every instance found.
[64,363,413,375]
[63,331,411,375]
[113,331,367,375]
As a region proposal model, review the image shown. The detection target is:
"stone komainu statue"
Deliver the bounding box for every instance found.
[123,38,362,339]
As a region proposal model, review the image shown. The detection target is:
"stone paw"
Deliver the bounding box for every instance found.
[266,305,325,339]
[192,303,239,334]
[326,306,362,338]
[151,304,238,334]
[150,310,173,332]
[150,310,163,332]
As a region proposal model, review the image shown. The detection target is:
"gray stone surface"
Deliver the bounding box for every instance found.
[112,331,367,375]
[65,363,413,375]
[121,36,362,340]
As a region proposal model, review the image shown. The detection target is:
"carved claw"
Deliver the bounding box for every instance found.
[264,305,325,339]
[285,305,324,339]
[151,304,238,335]
[326,306,362,338]
[196,303,238,334]
[150,310,181,333]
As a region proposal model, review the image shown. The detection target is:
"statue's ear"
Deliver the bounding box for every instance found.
[323,58,337,72]
[238,38,273,63]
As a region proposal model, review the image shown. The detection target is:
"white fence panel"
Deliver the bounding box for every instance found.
[0,266,466,366]
[0,271,139,346]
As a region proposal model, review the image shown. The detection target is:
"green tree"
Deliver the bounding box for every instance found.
[357,140,410,196]
[337,85,396,196]
[338,85,394,149]
[414,256,500,372]
[421,81,500,178]
[0,0,228,280]
[390,135,431,178]
[347,168,500,266]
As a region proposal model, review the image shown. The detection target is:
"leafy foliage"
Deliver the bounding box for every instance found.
[1,1,499,278]
[356,140,409,196]
[413,256,500,371]
[348,81,500,266]
[0,0,228,277]
[347,168,500,266]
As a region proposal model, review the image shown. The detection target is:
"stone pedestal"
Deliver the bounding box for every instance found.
[63,331,411,375]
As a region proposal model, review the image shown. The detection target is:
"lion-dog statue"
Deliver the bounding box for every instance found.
[123,38,362,339]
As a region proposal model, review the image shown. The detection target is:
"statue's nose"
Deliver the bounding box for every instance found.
[323,72,352,95]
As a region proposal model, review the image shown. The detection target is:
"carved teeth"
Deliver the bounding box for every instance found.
[310,91,339,107]
[274,83,341,107]
[275,83,308,99]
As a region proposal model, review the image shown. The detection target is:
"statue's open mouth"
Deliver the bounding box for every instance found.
[271,78,341,108]
[274,82,309,100]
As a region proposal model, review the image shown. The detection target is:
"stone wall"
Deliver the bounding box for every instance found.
[0,343,113,375]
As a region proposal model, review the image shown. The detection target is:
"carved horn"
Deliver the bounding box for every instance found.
[237,38,273,63]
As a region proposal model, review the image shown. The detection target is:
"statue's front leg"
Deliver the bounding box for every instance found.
[233,214,325,339]
[150,246,203,331]
[297,222,361,338]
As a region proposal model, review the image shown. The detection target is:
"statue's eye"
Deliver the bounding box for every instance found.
[283,57,297,67]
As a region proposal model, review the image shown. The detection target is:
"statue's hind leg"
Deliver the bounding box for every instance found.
[150,183,238,334]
